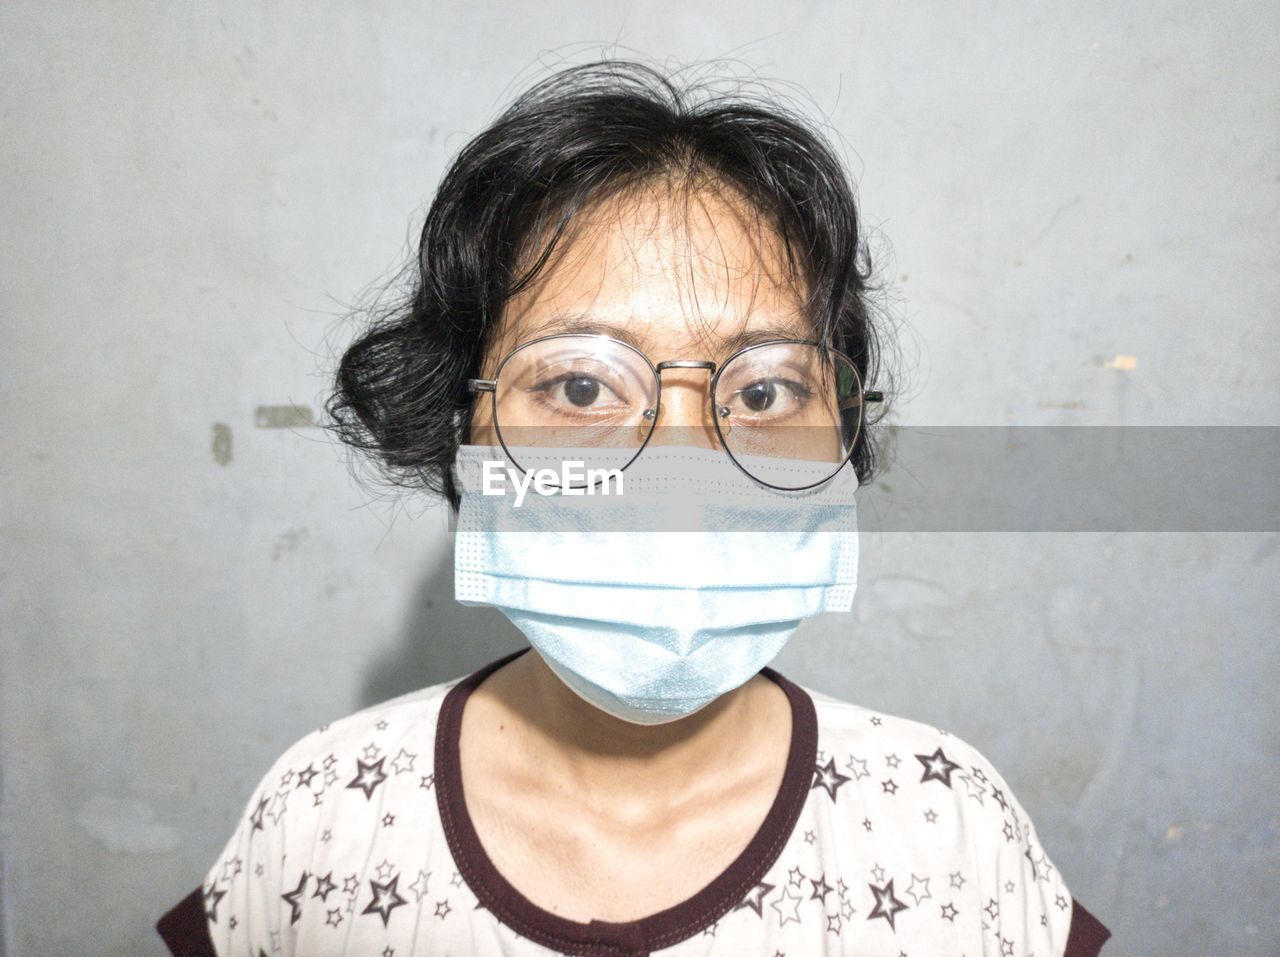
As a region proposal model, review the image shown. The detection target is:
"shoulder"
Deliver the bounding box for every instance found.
[797,682,1107,956]
[220,675,459,852]
[262,678,457,788]
[189,676,464,955]
[803,681,1038,833]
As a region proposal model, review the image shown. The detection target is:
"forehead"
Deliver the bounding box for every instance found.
[492,179,809,361]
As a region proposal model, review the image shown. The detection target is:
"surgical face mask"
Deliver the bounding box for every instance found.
[452,444,860,724]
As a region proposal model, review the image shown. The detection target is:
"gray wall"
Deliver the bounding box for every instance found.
[3,2,1276,954]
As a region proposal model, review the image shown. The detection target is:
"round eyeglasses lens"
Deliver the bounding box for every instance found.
[712,342,864,489]
[491,335,659,482]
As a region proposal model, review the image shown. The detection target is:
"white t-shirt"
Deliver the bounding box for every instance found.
[159,649,1110,956]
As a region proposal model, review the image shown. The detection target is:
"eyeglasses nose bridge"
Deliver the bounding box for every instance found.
[654,359,717,374]
[649,359,731,437]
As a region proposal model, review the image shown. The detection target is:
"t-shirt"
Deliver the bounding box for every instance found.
[158,648,1111,956]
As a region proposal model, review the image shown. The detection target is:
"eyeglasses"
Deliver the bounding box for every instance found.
[467,333,883,491]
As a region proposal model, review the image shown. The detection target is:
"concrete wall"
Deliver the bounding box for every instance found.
[3,2,1276,954]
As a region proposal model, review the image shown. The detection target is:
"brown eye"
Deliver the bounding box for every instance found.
[740,380,778,413]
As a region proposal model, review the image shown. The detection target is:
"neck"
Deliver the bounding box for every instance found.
[478,647,786,806]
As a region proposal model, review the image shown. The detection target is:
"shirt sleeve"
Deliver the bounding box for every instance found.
[948,735,1111,957]
[190,743,325,957]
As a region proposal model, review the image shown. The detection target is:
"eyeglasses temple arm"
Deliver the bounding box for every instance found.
[863,390,884,403]
[467,379,496,393]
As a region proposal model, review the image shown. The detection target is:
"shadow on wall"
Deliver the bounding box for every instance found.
[358,551,525,708]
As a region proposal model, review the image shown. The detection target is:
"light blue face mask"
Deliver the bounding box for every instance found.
[452,444,860,724]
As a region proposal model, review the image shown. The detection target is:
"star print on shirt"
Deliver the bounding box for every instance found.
[867,879,910,931]
[811,756,852,802]
[282,871,309,925]
[266,791,290,825]
[904,875,931,906]
[202,882,226,922]
[957,770,987,804]
[915,747,963,788]
[347,756,389,800]
[1027,847,1054,881]
[390,748,417,775]
[248,795,268,832]
[363,875,408,927]
[770,884,804,927]
[312,872,336,902]
[735,880,776,918]
[809,874,834,901]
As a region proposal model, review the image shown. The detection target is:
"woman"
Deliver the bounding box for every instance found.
[159,60,1110,956]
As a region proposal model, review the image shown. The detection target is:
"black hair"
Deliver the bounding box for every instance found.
[325,58,897,509]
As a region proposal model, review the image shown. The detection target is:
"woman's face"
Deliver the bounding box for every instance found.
[468,181,811,449]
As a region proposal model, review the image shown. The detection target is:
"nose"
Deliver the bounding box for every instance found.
[648,362,724,451]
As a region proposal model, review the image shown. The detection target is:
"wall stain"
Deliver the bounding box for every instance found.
[211,423,233,465]
[272,527,310,561]
[255,404,318,429]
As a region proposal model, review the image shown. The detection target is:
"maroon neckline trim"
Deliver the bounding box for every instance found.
[434,647,818,957]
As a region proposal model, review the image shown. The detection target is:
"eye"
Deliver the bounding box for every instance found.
[562,375,601,407]
[726,377,812,418]
[739,380,779,413]
[533,372,627,412]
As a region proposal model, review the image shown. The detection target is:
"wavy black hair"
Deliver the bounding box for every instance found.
[326,59,897,509]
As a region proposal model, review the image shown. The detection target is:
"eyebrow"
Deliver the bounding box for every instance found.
[522,313,815,358]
